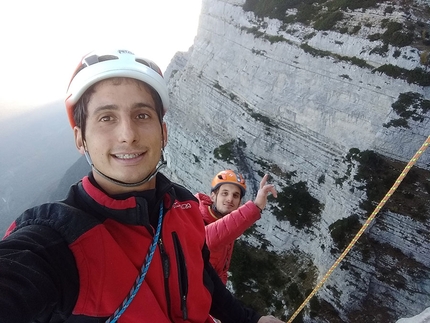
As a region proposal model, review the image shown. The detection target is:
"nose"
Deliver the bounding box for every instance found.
[118,118,138,143]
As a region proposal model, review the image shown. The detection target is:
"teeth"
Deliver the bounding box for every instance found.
[115,153,141,159]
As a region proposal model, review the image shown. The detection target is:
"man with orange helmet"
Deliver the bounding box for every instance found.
[0,49,283,323]
[196,170,277,284]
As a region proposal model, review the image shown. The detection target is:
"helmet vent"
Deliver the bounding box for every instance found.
[97,55,119,62]
[72,55,119,80]
[136,58,151,68]
[135,58,163,76]
[83,54,118,67]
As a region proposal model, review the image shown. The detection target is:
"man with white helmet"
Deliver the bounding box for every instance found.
[0,49,283,323]
[196,170,277,284]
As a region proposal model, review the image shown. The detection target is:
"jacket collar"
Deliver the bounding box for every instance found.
[70,172,174,226]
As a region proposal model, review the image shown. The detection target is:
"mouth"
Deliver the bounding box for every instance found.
[113,152,144,160]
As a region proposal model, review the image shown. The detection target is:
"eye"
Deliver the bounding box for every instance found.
[99,115,113,122]
[136,113,150,120]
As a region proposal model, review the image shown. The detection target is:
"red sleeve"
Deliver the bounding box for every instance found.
[205,201,261,250]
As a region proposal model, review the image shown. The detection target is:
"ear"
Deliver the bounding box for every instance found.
[162,122,168,148]
[74,126,86,155]
[210,191,217,203]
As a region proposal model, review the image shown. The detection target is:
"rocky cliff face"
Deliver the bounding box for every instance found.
[163,0,430,321]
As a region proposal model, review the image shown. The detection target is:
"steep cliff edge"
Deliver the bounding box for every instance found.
[163,0,430,321]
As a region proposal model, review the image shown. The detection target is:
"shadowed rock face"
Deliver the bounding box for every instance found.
[48,155,91,202]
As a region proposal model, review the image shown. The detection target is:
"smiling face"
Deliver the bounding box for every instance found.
[211,183,242,216]
[74,78,167,194]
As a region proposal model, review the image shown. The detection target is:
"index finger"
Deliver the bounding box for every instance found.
[260,174,269,188]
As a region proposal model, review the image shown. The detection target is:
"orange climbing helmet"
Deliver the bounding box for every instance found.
[211,170,247,197]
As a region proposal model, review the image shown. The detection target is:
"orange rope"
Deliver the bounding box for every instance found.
[286,135,430,323]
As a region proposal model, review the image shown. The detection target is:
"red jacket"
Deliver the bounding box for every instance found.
[195,193,261,285]
[0,174,261,323]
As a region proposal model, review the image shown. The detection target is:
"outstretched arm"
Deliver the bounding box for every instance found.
[205,174,277,250]
[0,225,78,322]
[205,201,261,249]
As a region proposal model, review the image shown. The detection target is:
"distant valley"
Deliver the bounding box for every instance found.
[0,101,82,235]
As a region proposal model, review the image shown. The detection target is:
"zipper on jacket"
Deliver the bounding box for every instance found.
[158,238,174,322]
[172,231,188,320]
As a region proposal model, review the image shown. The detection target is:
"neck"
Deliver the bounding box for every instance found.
[209,204,224,219]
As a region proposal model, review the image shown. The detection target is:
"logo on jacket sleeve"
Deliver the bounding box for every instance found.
[172,202,192,210]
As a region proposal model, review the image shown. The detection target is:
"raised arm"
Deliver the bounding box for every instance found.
[205,174,277,250]
[205,201,261,249]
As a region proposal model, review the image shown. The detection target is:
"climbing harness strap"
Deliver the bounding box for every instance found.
[106,203,164,323]
[286,135,430,323]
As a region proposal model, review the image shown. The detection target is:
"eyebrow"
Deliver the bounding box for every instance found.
[220,189,240,194]
[93,102,156,115]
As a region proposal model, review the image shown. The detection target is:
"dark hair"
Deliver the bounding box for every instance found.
[73,78,164,141]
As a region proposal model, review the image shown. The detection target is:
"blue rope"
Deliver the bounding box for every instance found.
[106,203,164,323]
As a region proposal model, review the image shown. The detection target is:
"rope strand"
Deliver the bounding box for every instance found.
[106,203,164,323]
[286,135,430,323]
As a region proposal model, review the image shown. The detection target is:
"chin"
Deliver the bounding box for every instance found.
[119,170,151,181]
[219,209,231,216]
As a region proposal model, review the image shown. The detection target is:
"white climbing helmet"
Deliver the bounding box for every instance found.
[65,48,170,128]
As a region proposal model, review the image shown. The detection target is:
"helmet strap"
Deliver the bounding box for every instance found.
[84,149,166,188]
[82,125,167,188]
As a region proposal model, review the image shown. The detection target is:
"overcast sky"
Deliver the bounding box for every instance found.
[0,0,202,114]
